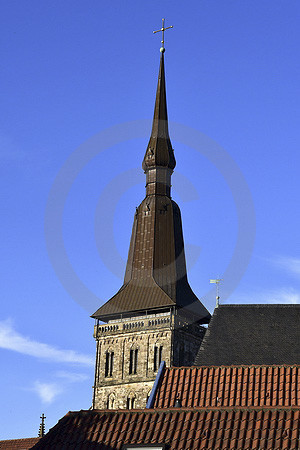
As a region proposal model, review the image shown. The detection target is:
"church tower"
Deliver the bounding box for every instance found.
[92,44,211,410]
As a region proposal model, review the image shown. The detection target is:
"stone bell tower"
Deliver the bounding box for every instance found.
[92,45,211,410]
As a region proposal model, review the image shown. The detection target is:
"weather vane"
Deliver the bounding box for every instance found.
[153,18,173,53]
[210,278,223,307]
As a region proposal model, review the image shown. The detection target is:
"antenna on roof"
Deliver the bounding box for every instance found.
[210,278,223,307]
[38,413,46,438]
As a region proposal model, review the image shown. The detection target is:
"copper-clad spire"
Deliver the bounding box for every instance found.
[92,47,210,324]
[142,52,176,174]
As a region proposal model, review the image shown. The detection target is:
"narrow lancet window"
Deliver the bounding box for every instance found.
[105,352,109,377]
[110,351,114,376]
[129,348,138,374]
[159,345,163,366]
[105,351,114,377]
[154,345,163,371]
[126,393,136,409]
[154,346,158,372]
[129,349,133,374]
[134,348,138,374]
[107,393,115,409]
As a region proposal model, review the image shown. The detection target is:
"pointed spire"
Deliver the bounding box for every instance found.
[38,413,46,438]
[142,52,176,174]
[92,41,211,325]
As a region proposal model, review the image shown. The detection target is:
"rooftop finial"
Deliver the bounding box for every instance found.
[38,413,46,438]
[210,278,223,308]
[153,18,173,53]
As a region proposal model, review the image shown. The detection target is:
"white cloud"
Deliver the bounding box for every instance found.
[269,255,300,277]
[55,371,90,383]
[0,319,94,366]
[266,287,300,304]
[33,381,62,404]
[231,287,300,305]
[29,371,90,405]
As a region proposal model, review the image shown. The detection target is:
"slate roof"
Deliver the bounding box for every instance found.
[153,365,300,409]
[0,438,40,449]
[195,305,300,366]
[31,408,300,449]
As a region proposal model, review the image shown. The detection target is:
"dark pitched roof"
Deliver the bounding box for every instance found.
[0,438,40,449]
[195,304,300,366]
[92,279,176,318]
[31,408,300,449]
[153,365,300,409]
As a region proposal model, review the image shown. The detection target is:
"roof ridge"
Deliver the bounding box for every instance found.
[69,405,300,415]
[218,304,300,307]
[0,438,40,441]
[166,364,300,369]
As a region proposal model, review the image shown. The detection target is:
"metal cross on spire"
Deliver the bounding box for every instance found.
[153,18,173,53]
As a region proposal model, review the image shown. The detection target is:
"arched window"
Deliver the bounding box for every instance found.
[154,344,163,371]
[126,392,136,409]
[129,347,138,374]
[106,393,115,409]
[105,350,114,377]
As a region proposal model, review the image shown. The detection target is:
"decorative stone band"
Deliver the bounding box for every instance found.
[94,310,206,338]
[94,316,171,337]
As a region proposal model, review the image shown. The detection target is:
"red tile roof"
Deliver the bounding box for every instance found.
[29,365,300,448]
[154,365,300,408]
[31,408,300,449]
[0,438,40,449]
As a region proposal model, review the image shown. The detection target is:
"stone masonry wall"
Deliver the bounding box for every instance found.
[93,310,206,409]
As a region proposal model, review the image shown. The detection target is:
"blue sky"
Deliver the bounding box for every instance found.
[1,0,300,439]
